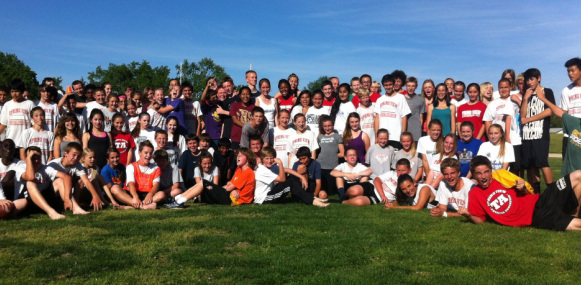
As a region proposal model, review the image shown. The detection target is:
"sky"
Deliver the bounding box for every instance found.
[1,0,580,101]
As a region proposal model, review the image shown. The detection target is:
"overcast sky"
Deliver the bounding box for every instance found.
[2,0,580,101]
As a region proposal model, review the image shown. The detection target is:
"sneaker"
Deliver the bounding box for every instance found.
[163,200,185,209]
[162,196,175,205]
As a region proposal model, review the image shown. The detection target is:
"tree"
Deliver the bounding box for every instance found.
[303,76,329,93]
[0,51,39,100]
[87,61,170,94]
[177,58,229,100]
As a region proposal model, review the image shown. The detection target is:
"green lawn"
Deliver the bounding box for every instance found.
[550,133,564,154]
[1,159,580,284]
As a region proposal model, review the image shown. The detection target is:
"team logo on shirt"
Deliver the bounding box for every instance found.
[571,130,581,148]
[486,189,512,215]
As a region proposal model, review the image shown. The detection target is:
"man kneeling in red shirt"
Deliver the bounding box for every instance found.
[460,155,581,231]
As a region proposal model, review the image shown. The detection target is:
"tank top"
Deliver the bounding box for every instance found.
[432,107,452,136]
[88,131,110,169]
[59,140,81,157]
[257,96,276,127]
[346,131,366,164]
[278,96,294,111]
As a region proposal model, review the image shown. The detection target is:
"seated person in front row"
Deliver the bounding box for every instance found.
[15,146,85,220]
[79,147,117,208]
[214,138,236,187]
[331,148,374,206]
[372,158,413,205]
[165,148,256,208]
[384,174,437,210]
[430,158,475,218]
[48,142,104,212]
[111,141,163,210]
[0,139,25,201]
[291,146,323,198]
[253,147,328,207]
[460,156,581,231]
[100,148,125,207]
[153,149,184,200]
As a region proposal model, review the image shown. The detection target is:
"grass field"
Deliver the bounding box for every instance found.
[1,159,580,284]
[550,133,564,154]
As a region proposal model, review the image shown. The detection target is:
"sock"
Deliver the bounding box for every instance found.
[533,182,541,194]
[338,187,345,200]
[175,194,188,204]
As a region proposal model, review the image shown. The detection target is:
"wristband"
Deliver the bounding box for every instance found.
[443,212,448,218]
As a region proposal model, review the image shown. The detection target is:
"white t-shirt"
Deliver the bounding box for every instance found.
[133,128,157,161]
[374,94,411,141]
[417,136,437,156]
[374,170,398,202]
[194,165,219,183]
[492,90,520,100]
[290,105,304,123]
[147,108,166,130]
[286,130,319,166]
[102,108,118,133]
[183,99,203,135]
[35,101,60,132]
[560,84,581,138]
[0,100,35,142]
[451,97,468,109]
[305,107,329,134]
[0,159,25,181]
[17,128,55,164]
[333,162,369,184]
[334,102,357,135]
[253,164,279,204]
[83,101,107,128]
[126,163,161,184]
[357,105,376,146]
[427,153,458,176]
[483,97,521,145]
[436,177,474,212]
[270,127,294,169]
[126,116,139,132]
[16,164,58,193]
[167,134,187,155]
[48,157,87,178]
[409,184,437,209]
[477,141,515,171]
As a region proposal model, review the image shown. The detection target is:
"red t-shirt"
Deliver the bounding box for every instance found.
[229,103,255,142]
[113,132,136,166]
[231,167,256,204]
[457,101,488,142]
[278,96,294,111]
[351,92,381,108]
[468,179,539,227]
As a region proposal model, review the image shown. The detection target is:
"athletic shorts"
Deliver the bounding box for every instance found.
[521,139,550,168]
[510,144,522,171]
[24,186,63,215]
[200,180,231,205]
[347,181,379,205]
[531,175,578,231]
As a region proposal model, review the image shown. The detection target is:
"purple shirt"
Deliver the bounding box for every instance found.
[202,102,223,139]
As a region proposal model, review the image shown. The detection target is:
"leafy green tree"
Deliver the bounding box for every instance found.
[303,76,329,93]
[0,51,40,100]
[87,60,170,94]
[177,58,229,100]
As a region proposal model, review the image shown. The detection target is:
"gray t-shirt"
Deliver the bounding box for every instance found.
[391,151,422,180]
[240,121,270,148]
[366,144,395,179]
[317,133,343,169]
[405,93,426,141]
[160,165,183,190]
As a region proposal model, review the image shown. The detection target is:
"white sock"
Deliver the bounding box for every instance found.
[175,195,188,204]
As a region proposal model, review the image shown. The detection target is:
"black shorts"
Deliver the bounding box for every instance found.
[531,175,578,231]
[347,181,379,205]
[200,180,232,205]
[510,144,522,171]
[24,186,63,215]
[521,139,550,168]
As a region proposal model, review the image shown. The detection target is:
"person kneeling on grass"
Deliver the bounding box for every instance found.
[111,141,163,210]
[16,146,87,219]
[384,174,437,210]
[460,156,581,231]
[164,148,256,208]
[331,148,375,206]
[253,147,328,207]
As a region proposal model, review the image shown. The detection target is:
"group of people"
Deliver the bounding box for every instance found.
[1,57,581,231]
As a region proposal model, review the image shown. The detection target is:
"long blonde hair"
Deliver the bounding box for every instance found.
[436,134,457,161]
[489,124,506,158]
[400,132,416,157]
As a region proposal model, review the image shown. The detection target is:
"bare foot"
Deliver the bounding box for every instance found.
[48,212,66,220]
[312,200,329,207]
[117,205,135,210]
[73,208,91,215]
[140,203,157,210]
[314,197,329,203]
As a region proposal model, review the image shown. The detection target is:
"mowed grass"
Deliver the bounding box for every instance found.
[1,158,581,284]
[550,133,564,154]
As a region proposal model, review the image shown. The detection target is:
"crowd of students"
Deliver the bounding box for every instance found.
[1,57,581,231]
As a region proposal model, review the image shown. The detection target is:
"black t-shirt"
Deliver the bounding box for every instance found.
[522,88,555,141]
[213,150,236,186]
[220,95,241,140]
